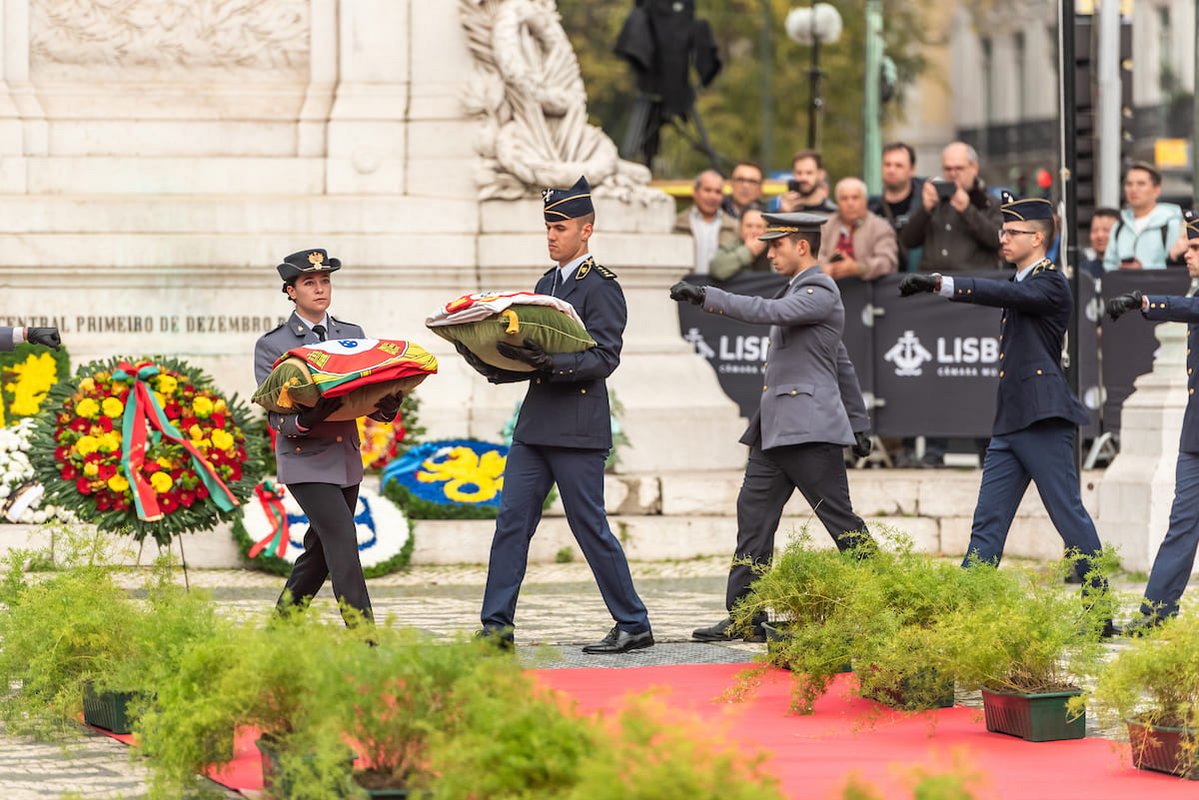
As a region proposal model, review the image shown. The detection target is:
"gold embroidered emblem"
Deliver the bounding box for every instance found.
[308,252,324,265]
[575,260,592,280]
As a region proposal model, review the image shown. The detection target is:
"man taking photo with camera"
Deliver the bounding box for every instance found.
[900,141,1002,273]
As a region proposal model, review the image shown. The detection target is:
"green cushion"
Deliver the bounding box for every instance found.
[429,305,595,372]
[252,357,321,413]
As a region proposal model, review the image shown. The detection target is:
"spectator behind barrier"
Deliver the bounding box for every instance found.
[1103,161,1184,272]
[674,168,738,275]
[869,141,925,271]
[721,161,766,220]
[819,177,898,282]
[710,209,771,280]
[772,149,836,216]
[1080,207,1119,279]
[900,141,1002,273]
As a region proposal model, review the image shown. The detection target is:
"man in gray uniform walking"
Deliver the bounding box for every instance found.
[671,212,875,642]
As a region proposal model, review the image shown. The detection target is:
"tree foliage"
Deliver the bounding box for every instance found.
[557,0,935,181]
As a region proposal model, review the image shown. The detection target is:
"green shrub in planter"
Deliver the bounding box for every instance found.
[137,608,359,799]
[0,531,145,739]
[1071,613,1199,777]
[731,530,873,712]
[301,628,511,795]
[833,531,968,711]
[426,662,597,799]
[928,553,1114,697]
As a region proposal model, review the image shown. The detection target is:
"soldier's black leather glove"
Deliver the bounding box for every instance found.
[296,395,343,429]
[454,341,497,376]
[496,340,554,371]
[1106,291,1144,321]
[852,432,873,459]
[373,392,403,420]
[26,327,61,350]
[898,274,939,297]
[670,281,706,306]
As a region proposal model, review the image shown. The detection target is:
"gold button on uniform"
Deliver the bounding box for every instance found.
[294,446,301,453]
[763,385,768,392]
[789,389,797,396]
[535,377,542,384]
[999,371,1005,378]
[1192,389,1196,396]
[580,388,587,394]
[1036,369,1043,375]
[336,435,343,442]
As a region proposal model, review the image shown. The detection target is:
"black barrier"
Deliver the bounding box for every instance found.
[1099,269,1194,434]
[676,272,788,417]
[677,270,1113,438]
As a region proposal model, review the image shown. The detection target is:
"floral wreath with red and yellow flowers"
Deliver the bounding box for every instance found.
[31,357,269,545]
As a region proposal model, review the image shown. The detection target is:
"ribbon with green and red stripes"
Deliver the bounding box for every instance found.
[248,481,290,558]
[113,361,239,522]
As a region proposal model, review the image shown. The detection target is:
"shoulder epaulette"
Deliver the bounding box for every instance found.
[589,262,618,280]
[1031,260,1056,275]
[329,315,356,327]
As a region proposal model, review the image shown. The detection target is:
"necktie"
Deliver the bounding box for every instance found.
[312,324,327,342]
[550,269,560,297]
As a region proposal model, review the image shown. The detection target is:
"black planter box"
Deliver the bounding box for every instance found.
[981,688,1084,742]
[82,686,136,735]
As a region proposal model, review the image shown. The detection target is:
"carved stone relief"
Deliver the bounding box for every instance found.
[30,0,310,75]
[459,0,661,206]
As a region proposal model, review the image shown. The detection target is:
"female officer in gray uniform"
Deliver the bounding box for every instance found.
[253,249,400,625]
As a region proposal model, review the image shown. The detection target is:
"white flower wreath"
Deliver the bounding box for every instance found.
[240,481,411,570]
[0,419,74,525]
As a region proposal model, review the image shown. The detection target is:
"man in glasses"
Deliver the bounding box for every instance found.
[897,195,1115,635]
[722,161,766,219]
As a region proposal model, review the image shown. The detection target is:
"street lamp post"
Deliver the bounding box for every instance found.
[786,3,843,150]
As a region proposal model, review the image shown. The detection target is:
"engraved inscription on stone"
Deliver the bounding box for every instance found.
[0,315,287,335]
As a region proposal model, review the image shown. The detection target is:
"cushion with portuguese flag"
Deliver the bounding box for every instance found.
[425,290,595,372]
[253,338,437,421]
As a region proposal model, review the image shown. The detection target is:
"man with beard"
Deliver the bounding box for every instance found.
[775,149,836,216]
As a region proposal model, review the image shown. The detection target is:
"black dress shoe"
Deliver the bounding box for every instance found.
[581,625,654,654]
[475,628,515,653]
[1097,618,1122,640]
[1125,614,1167,637]
[692,617,766,643]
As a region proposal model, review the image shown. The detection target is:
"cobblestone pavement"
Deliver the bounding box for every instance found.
[0,556,1157,799]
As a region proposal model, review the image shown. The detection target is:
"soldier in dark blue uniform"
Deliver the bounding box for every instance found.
[1107,211,1199,632]
[899,197,1113,628]
[254,249,401,626]
[460,176,653,653]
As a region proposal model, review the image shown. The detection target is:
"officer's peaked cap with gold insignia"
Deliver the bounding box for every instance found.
[1185,209,1199,241]
[758,212,826,241]
[276,248,342,286]
[543,176,594,222]
[1000,193,1054,223]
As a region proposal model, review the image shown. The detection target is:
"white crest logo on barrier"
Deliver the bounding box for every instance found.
[884,330,933,377]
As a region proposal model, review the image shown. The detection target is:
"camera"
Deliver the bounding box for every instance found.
[933,179,957,202]
[787,178,803,194]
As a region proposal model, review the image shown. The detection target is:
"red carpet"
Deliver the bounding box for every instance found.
[533,663,1198,800]
[93,727,265,791]
[90,663,1198,798]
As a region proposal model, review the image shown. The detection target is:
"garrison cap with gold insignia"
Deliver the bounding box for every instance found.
[758,212,827,241]
[1000,193,1054,223]
[1185,209,1199,240]
[543,176,594,222]
[276,248,342,292]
